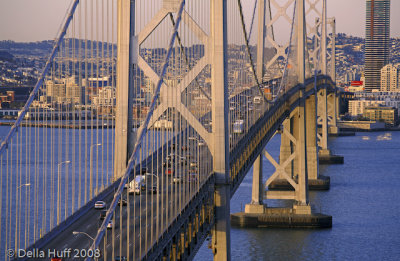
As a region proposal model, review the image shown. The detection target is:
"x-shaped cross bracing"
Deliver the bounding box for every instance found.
[135,4,213,153]
[264,122,299,194]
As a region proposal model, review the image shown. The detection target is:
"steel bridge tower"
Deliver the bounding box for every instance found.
[112,0,340,259]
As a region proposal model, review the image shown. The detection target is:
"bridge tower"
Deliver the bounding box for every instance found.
[211,0,231,260]
[327,17,340,135]
[233,0,333,229]
[245,0,268,215]
[317,0,332,157]
[246,0,313,213]
[316,1,343,163]
[270,0,310,213]
[112,0,233,258]
[114,0,136,179]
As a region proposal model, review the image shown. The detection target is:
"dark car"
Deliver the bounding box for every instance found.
[163,161,173,168]
[118,199,128,206]
[99,210,107,220]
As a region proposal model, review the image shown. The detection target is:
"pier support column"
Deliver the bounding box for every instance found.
[336,91,340,121]
[292,0,310,214]
[292,96,310,214]
[267,93,329,190]
[317,86,330,157]
[306,94,318,180]
[245,155,266,214]
[264,106,310,214]
[265,113,300,200]
[279,119,294,179]
[327,92,339,134]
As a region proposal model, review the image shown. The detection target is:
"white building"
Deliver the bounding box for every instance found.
[92,86,115,106]
[380,64,399,92]
[349,90,400,116]
[348,100,384,116]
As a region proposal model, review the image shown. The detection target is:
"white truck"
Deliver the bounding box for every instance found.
[128,174,157,194]
[128,175,146,195]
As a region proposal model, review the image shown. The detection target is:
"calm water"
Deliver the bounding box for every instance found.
[195,131,400,261]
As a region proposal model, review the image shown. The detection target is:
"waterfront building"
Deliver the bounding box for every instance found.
[349,90,400,116]
[363,105,399,126]
[365,0,390,92]
[348,100,385,116]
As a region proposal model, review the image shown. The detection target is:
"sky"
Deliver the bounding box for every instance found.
[0,0,399,42]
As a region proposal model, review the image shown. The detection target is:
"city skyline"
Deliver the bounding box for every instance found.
[0,0,400,42]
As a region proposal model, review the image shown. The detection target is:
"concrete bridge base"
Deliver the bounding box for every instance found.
[231,207,332,228]
[268,175,330,190]
[328,126,339,135]
[244,204,266,214]
[319,149,344,164]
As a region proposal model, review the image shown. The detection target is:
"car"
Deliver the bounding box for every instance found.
[165,168,174,176]
[173,175,182,183]
[163,161,173,167]
[107,220,113,229]
[95,201,106,209]
[253,96,262,104]
[190,162,197,168]
[118,199,128,206]
[198,141,205,146]
[99,210,108,220]
[115,257,127,261]
[148,185,157,194]
[179,156,187,165]
[165,154,176,162]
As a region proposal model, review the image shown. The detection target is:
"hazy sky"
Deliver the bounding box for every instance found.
[0,0,399,42]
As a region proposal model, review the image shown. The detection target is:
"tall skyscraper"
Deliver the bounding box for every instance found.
[365,0,390,92]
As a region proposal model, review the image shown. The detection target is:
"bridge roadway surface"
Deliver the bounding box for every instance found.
[40,137,211,261]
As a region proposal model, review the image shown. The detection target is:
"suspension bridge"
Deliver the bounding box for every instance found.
[0,0,342,260]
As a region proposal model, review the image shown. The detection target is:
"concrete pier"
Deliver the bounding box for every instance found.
[268,175,330,190]
[231,207,332,228]
[319,150,344,164]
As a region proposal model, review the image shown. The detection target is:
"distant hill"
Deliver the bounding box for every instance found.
[0,39,117,58]
[0,40,54,50]
[0,40,53,57]
[0,50,14,62]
